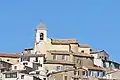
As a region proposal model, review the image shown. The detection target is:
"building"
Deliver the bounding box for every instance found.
[0,21,120,80]
[0,61,12,80]
[23,21,111,80]
[47,67,88,80]
[2,70,41,80]
[104,69,120,79]
[0,53,19,64]
[90,50,120,69]
[33,21,94,67]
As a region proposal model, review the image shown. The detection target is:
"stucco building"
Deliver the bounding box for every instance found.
[0,21,120,80]
[0,53,19,64]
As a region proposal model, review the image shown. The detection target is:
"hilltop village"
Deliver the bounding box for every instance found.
[0,21,120,80]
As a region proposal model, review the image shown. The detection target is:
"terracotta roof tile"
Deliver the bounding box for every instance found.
[86,65,104,71]
[47,50,70,55]
[44,60,75,65]
[18,53,45,57]
[47,50,93,58]
[0,53,18,58]
[51,39,78,44]
[72,52,94,58]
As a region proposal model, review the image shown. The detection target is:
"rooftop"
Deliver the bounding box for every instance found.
[72,52,94,58]
[51,39,78,44]
[44,60,75,65]
[78,44,90,48]
[18,53,45,57]
[90,50,106,54]
[0,53,18,58]
[3,70,27,74]
[86,65,104,71]
[47,50,93,58]
[36,20,47,30]
[47,67,86,76]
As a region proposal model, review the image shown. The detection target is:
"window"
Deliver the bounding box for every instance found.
[21,57,30,61]
[90,49,92,51]
[74,78,79,80]
[43,78,46,80]
[79,60,81,65]
[5,73,17,78]
[82,71,85,75]
[36,57,38,62]
[62,55,66,60]
[74,71,77,75]
[40,64,42,67]
[56,66,60,70]
[5,74,10,78]
[97,72,99,77]
[77,59,79,63]
[105,56,107,60]
[12,73,17,78]
[23,63,28,65]
[21,75,24,79]
[40,33,44,40]
[78,71,80,75]
[81,50,84,53]
[53,55,57,60]
[64,76,67,80]
[89,70,91,76]
[36,71,39,74]
[7,59,9,61]
[14,66,17,70]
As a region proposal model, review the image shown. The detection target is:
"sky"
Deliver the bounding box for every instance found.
[0,0,120,62]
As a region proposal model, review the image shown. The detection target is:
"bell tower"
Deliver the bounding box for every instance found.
[34,20,48,54]
[35,20,47,43]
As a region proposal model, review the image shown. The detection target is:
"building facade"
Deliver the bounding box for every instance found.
[0,21,120,80]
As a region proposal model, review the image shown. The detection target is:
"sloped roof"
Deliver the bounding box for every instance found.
[47,67,86,77]
[106,68,120,74]
[47,50,70,55]
[51,39,78,44]
[18,53,45,57]
[86,65,104,71]
[44,60,75,65]
[36,20,47,30]
[90,50,105,54]
[47,50,93,58]
[79,44,90,48]
[72,52,94,58]
[0,53,18,58]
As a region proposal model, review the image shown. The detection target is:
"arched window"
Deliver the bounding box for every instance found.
[40,33,44,40]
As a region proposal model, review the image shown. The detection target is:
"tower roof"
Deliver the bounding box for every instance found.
[37,20,47,30]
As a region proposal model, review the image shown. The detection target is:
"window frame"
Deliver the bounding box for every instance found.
[21,75,24,79]
[40,33,44,40]
[56,66,61,70]
[53,55,57,60]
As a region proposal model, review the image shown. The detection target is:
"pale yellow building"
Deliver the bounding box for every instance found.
[20,21,105,80]
[32,21,94,67]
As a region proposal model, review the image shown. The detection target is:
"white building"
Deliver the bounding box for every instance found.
[2,70,41,80]
[90,50,109,68]
[9,53,47,80]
